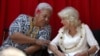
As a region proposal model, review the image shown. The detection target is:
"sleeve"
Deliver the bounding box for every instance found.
[9,14,28,36]
[50,33,61,46]
[38,25,51,40]
[48,28,63,53]
[85,24,100,53]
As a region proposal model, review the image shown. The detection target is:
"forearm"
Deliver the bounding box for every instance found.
[88,45,98,55]
[24,44,41,54]
[10,32,36,44]
[49,45,61,55]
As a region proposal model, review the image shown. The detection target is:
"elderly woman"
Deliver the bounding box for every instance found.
[48,7,99,56]
[0,2,53,56]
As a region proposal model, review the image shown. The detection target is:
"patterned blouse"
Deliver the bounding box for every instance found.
[0,14,51,50]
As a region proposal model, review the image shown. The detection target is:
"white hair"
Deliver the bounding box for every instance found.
[58,7,81,27]
[35,2,53,15]
[0,47,26,56]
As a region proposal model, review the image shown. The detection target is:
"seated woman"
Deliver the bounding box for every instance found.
[48,7,99,56]
[0,2,53,56]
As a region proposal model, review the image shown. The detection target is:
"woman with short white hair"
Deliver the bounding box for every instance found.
[48,7,99,56]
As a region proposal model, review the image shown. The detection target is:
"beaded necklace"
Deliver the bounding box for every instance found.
[59,23,85,50]
[26,16,39,38]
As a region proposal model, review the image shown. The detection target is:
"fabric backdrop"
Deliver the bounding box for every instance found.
[0,0,100,45]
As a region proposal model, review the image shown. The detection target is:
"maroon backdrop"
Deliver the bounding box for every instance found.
[0,0,100,45]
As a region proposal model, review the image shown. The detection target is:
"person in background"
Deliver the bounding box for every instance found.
[48,7,99,56]
[0,2,53,56]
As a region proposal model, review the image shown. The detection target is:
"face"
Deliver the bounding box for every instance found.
[35,9,52,27]
[60,17,70,29]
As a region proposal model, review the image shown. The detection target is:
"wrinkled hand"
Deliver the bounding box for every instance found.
[48,45,65,56]
[35,39,50,46]
[48,45,57,51]
[74,51,88,56]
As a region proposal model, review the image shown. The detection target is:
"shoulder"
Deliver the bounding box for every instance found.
[10,14,31,27]
[14,14,31,21]
[81,23,90,30]
[17,14,29,18]
[58,27,64,33]
[11,14,32,24]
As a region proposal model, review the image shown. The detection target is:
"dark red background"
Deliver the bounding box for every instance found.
[0,0,100,45]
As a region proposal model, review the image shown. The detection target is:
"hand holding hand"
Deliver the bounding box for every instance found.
[35,39,50,46]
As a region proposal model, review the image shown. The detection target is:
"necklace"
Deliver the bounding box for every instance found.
[59,24,85,50]
[26,16,39,38]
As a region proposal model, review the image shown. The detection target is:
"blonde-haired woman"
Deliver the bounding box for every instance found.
[48,7,99,56]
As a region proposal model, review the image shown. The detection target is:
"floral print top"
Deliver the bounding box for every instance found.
[0,14,51,50]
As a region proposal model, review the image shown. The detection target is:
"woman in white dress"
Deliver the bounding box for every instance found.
[48,7,99,56]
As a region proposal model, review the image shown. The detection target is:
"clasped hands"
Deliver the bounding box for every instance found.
[35,39,50,46]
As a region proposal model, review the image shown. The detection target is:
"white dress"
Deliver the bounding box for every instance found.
[48,24,99,56]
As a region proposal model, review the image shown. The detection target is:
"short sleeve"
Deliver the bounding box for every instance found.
[85,24,99,46]
[50,27,64,46]
[9,14,30,36]
[85,24,100,53]
[48,27,63,53]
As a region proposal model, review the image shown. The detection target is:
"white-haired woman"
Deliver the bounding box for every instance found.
[0,2,53,56]
[48,7,99,56]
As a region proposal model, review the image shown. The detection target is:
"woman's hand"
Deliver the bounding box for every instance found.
[48,45,65,56]
[56,52,65,56]
[74,51,89,56]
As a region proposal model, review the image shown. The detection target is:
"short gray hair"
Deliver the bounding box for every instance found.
[35,2,53,15]
[58,7,81,27]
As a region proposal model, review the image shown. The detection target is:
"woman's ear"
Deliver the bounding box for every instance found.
[35,9,41,17]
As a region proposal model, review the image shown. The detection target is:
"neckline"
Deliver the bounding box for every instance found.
[65,28,80,38]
